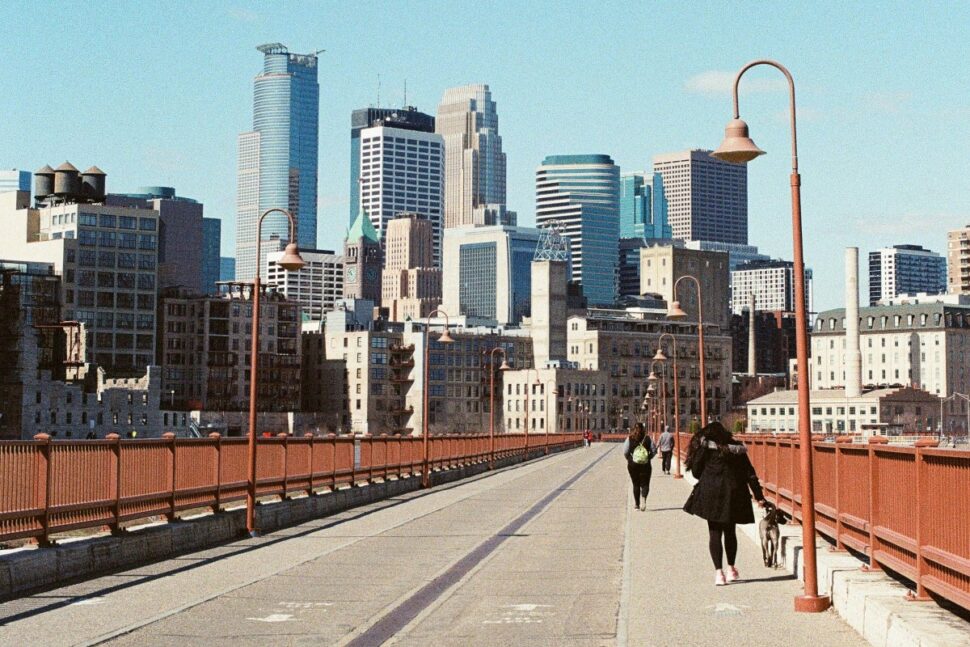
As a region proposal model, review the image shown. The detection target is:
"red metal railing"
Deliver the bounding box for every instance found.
[734,433,970,613]
[0,432,582,545]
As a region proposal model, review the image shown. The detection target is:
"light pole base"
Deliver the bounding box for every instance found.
[248,529,261,539]
[794,594,831,612]
[672,474,684,480]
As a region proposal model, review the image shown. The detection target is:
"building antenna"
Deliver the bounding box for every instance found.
[403,79,407,106]
[376,74,381,108]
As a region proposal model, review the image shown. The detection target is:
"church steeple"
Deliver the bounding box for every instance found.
[343,208,383,303]
[347,208,380,244]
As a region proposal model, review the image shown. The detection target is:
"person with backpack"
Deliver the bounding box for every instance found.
[683,421,766,586]
[622,422,656,511]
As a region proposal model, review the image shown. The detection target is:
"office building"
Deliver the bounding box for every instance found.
[730,259,813,317]
[683,240,769,271]
[0,166,159,375]
[350,106,435,223]
[536,154,620,306]
[0,169,30,194]
[343,209,382,303]
[266,247,343,320]
[358,124,444,263]
[381,214,441,322]
[236,43,319,281]
[947,225,970,294]
[619,172,670,241]
[652,149,747,244]
[436,84,507,229]
[202,218,221,294]
[442,225,542,325]
[869,244,945,305]
[639,245,731,327]
[219,257,236,282]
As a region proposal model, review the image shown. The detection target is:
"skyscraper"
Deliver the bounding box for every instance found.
[342,209,382,303]
[619,172,670,240]
[652,149,747,244]
[381,214,441,322]
[357,125,444,264]
[350,106,435,224]
[236,43,320,281]
[869,244,946,305]
[536,154,620,306]
[266,248,343,320]
[730,259,814,316]
[202,218,221,294]
[436,85,507,229]
[947,225,970,295]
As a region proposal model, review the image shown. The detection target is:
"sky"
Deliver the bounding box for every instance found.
[2,1,969,311]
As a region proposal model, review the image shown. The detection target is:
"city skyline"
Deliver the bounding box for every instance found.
[2,3,970,310]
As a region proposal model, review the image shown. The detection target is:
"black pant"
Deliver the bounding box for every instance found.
[661,450,673,473]
[708,520,738,569]
[626,462,652,507]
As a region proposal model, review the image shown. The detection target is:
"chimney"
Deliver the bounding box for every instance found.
[747,292,757,376]
[845,247,862,398]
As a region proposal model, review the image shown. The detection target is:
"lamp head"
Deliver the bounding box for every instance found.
[647,371,658,382]
[647,383,656,393]
[711,118,766,164]
[499,359,511,371]
[278,243,306,271]
[437,327,455,344]
[653,348,667,362]
[667,301,688,320]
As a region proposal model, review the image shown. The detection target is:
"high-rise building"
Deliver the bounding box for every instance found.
[442,225,542,325]
[266,248,343,321]
[436,84,507,229]
[236,43,319,281]
[381,214,441,322]
[0,170,30,194]
[202,218,221,294]
[358,125,444,264]
[619,172,670,241]
[350,106,435,224]
[219,257,236,282]
[947,226,970,294]
[536,154,620,306]
[639,245,731,328]
[868,244,946,305]
[342,209,382,302]
[652,149,747,245]
[730,259,813,317]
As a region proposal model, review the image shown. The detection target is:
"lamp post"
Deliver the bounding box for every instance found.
[422,308,454,488]
[487,347,510,469]
[710,59,829,612]
[657,333,683,478]
[666,275,706,427]
[246,207,305,538]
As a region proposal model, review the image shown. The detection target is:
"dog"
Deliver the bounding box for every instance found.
[759,501,788,568]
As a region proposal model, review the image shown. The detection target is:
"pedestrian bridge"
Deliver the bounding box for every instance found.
[0,439,968,646]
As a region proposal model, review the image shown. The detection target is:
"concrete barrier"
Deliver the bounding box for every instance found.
[0,445,573,601]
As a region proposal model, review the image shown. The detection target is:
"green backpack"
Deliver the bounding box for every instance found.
[632,439,650,464]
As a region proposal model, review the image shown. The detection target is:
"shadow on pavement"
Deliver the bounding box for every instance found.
[733,574,797,584]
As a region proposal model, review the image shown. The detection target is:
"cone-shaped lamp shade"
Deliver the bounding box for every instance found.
[711,118,766,164]
[667,301,688,320]
[437,328,455,344]
[647,383,656,393]
[653,348,667,361]
[278,243,306,271]
[499,359,511,370]
[647,371,658,382]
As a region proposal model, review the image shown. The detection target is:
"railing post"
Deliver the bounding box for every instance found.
[305,432,315,496]
[864,436,888,571]
[278,432,289,499]
[33,433,53,547]
[832,436,853,552]
[328,433,337,491]
[163,432,177,522]
[908,437,937,601]
[209,432,222,513]
[105,432,123,534]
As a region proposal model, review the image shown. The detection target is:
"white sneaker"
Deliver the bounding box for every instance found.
[715,570,727,586]
[726,566,739,582]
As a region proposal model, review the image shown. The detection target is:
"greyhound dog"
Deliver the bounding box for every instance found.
[759,501,788,568]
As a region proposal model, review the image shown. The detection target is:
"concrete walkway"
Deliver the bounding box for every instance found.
[0,444,866,646]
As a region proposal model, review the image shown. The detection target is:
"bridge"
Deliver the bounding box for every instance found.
[0,434,968,646]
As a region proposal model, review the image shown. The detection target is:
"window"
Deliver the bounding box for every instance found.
[139,218,156,231]
[118,216,137,230]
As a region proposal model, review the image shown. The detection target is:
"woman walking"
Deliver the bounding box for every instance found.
[683,422,765,585]
[622,422,656,511]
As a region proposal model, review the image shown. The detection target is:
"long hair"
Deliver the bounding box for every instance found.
[628,422,646,445]
[684,421,734,469]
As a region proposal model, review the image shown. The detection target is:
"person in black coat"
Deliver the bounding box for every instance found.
[683,422,765,585]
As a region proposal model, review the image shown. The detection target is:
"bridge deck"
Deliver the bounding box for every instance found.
[0,445,865,646]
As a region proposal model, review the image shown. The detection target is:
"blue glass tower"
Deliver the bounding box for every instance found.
[202,218,221,294]
[619,172,671,241]
[236,43,320,280]
[536,154,621,306]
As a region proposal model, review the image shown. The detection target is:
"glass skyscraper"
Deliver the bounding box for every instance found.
[236,43,320,280]
[202,218,221,294]
[536,154,620,306]
[619,172,671,241]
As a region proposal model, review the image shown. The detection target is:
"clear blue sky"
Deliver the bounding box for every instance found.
[2,1,969,310]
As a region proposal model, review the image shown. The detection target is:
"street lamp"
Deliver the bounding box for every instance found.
[422,308,454,488]
[650,358,667,442]
[710,59,829,613]
[657,333,683,478]
[666,275,706,426]
[246,207,305,537]
[487,347,511,468]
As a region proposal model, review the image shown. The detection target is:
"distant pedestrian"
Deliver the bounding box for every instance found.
[657,426,674,474]
[683,422,765,586]
[583,429,591,447]
[622,422,656,511]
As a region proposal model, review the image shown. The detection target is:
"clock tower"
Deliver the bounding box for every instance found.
[343,208,383,302]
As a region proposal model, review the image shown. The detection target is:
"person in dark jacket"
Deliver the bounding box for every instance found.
[683,422,765,585]
[622,423,656,511]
